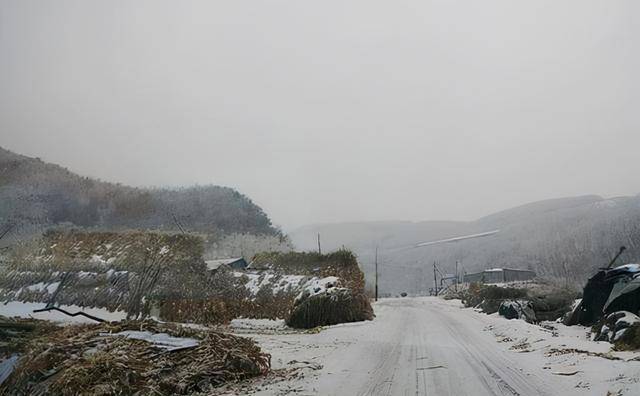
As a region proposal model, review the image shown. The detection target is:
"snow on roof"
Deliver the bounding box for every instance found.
[205,257,244,271]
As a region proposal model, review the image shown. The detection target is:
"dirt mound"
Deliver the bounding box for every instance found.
[1,321,270,395]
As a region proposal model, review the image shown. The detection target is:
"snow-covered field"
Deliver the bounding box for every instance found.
[221,297,640,396]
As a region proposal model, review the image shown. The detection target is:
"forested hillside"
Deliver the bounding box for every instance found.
[291,196,640,294]
[0,146,279,236]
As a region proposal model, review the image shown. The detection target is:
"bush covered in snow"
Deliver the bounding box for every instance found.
[593,311,640,350]
[614,323,640,351]
[498,300,537,323]
[462,282,576,322]
[462,284,527,313]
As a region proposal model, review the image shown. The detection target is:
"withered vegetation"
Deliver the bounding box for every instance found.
[1,320,270,396]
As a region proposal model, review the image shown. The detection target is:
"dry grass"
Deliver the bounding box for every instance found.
[460,282,576,320]
[0,316,58,357]
[614,323,640,351]
[1,320,270,396]
[251,250,366,291]
[286,289,374,329]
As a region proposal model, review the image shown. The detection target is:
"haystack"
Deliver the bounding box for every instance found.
[202,250,375,327]
[0,230,210,320]
[246,250,374,328]
[286,287,373,329]
[1,320,270,395]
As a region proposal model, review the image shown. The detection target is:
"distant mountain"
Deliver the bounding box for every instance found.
[291,195,640,294]
[0,146,279,237]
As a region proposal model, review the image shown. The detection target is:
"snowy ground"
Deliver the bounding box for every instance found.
[4,297,640,395]
[220,297,640,396]
[228,318,291,334]
[0,301,126,323]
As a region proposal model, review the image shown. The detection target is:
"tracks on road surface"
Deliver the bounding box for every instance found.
[252,297,575,396]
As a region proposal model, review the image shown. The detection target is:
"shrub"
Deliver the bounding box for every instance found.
[614,323,640,351]
[461,284,527,312]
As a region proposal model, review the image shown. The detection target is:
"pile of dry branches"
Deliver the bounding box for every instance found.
[1,321,270,395]
[0,316,58,357]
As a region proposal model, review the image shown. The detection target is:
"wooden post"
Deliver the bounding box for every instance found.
[317,233,322,255]
[172,214,186,234]
[433,261,438,296]
[455,261,458,292]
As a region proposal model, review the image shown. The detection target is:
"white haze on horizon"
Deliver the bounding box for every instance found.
[1,1,639,229]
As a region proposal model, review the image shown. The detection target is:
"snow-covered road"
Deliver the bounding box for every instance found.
[237,297,640,396]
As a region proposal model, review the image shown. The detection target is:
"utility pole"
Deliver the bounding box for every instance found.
[171,214,186,234]
[455,260,459,292]
[433,261,438,296]
[375,246,379,301]
[317,233,322,255]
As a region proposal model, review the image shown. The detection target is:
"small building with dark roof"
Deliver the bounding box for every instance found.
[205,257,248,271]
[463,268,536,284]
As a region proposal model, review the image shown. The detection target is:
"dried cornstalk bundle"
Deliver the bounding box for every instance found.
[0,316,58,357]
[286,288,374,329]
[1,320,270,396]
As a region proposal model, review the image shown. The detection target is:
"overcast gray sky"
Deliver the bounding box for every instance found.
[1,1,639,229]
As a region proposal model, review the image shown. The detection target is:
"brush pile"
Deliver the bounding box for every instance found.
[1,321,270,395]
[0,316,57,357]
[1,316,59,387]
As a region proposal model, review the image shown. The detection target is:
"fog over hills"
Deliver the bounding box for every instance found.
[4,143,640,296]
[291,195,640,295]
[0,146,279,238]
